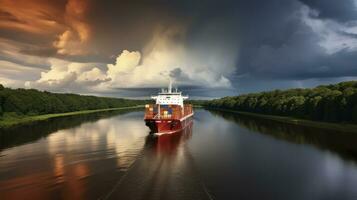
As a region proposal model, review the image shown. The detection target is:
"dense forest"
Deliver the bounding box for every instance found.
[204,81,357,123]
[0,84,150,117]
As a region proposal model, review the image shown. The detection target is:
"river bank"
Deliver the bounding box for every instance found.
[0,105,143,129]
[206,107,357,133]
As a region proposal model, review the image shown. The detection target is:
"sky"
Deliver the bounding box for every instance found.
[1,0,357,98]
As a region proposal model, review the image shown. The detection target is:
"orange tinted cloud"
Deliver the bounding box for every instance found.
[0,0,66,34]
[0,0,92,56]
[54,0,92,55]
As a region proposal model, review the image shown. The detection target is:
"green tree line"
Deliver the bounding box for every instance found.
[0,84,151,117]
[204,81,357,123]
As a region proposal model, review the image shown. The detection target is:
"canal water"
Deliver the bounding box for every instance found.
[1,109,357,200]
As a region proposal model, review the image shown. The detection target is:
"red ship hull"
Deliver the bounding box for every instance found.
[145,113,193,135]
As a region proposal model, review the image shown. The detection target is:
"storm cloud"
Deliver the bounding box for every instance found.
[1,0,357,97]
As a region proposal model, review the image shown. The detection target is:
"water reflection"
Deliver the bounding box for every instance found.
[106,120,211,200]
[2,109,357,200]
[190,110,357,200]
[0,111,148,200]
[209,110,357,163]
[0,109,138,151]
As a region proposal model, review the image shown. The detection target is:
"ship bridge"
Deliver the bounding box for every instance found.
[151,81,188,107]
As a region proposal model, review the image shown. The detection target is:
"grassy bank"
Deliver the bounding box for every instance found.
[207,108,357,133]
[0,105,143,129]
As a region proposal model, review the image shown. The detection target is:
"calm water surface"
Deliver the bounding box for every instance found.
[1,109,357,200]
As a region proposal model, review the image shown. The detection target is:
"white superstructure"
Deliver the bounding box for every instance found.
[151,81,188,107]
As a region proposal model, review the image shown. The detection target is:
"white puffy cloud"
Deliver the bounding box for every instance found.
[105,26,234,88]
[25,59,109,92]
[79,67,110,84]
[0,60,42,88]
[107,50,141,84]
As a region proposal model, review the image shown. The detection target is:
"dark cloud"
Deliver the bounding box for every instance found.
[169,68,191,83]
[215,0,357,93]
[299,0,357,22]
[87,0,181,57]
[20,47,57,57]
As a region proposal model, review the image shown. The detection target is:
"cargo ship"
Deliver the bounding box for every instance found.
[144,81,194,135]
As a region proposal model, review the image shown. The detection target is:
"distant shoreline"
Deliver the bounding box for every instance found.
[0,106,143,129]
[206,108,357,133]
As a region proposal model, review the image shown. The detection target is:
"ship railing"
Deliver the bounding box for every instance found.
[145,113,182,120]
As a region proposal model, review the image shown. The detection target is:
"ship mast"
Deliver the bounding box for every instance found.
[168,79,172,93]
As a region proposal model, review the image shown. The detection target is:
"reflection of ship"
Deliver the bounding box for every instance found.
[144,81,194,135]
[108,122,210,200]
[145,120,193,153]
